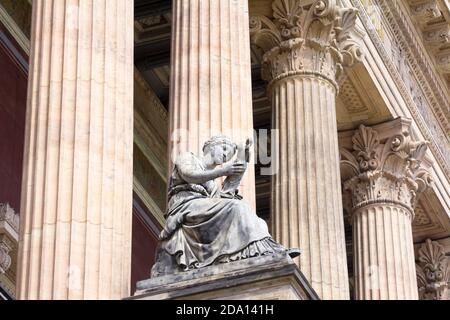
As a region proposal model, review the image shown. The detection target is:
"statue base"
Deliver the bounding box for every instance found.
[128,253,319,300]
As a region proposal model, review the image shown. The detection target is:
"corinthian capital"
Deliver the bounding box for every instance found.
[339,120,433,217]
[416,239,450,300]
[250,0,363,88]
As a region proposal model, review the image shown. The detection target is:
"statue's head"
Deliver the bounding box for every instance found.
[203,135,237,165]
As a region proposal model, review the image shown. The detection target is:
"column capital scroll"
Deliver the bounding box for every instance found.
[416,239,450,300]
[250,0,363,90]
[340,122,433,217]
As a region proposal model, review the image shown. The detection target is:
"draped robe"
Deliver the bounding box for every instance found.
[151,152,285,277]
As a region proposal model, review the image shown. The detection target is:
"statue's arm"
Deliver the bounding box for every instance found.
[176,153,226,185]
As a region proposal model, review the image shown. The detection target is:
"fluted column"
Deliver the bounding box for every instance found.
[271,76,348,299]
[17,0,134,300]
[169,0,256,206]
[352,204,417,299]
[340,119,433,300]
[250,0,363,299]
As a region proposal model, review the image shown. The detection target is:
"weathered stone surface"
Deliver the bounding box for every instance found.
[152,135,293,279]
[130,253,318,300]
[17,0,134,300]
[168,0,256,207]
[416,239,450,300]
[249,0,364,300]
[0,204,19,299]
[340,118,433,300]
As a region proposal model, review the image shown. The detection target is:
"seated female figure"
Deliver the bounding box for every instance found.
[151,135,299,277]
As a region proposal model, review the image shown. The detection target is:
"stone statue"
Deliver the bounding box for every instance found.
[151,135,300,277]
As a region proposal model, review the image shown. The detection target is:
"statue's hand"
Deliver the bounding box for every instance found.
[159,230,168,241]
[222,162,246,177]
[245,138,253,150]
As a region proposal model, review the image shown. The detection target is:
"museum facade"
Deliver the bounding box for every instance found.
[0,0,449,300]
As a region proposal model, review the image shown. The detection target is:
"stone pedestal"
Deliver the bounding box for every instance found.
[250,0,363,299]
[129,254,318,300]
[340,119,433,300]
[17,0,134,300]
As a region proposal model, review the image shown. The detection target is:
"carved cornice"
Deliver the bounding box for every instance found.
[416,239,450,300]
[0,203,18,274]
[340,122,433,216]
[0,203,19,234]
[0,237,12,274]
[378,0,450,137]
[134,69,168,123]
[0,0,31,55]
[407,0,450,77]
[250,0,363,90]
[350,0,450,183]
[409,0,442,22]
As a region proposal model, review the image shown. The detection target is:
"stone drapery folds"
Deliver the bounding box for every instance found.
[250,0,363,90]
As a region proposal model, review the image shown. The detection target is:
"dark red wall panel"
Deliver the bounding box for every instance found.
[0,28,27,211]
[131,205,160,294]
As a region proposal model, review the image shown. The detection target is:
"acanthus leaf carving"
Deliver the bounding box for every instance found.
[340,121,433,216]
[0,240,12,274]
[272,0,305,40]
[250,0,363,88]
[0,203,19,275]
[416,239,450,300]
[352,124,380,172]
[334,6,363,67]
[249,15,283,53]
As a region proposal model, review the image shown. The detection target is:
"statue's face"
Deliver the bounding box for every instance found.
[209,143,235,165]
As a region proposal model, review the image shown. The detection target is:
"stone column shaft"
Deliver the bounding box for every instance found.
[272,76,349,299]
[353,204,418,299]
[250,0,364,299]
[169,0,256,206]
[17,0,134,300]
